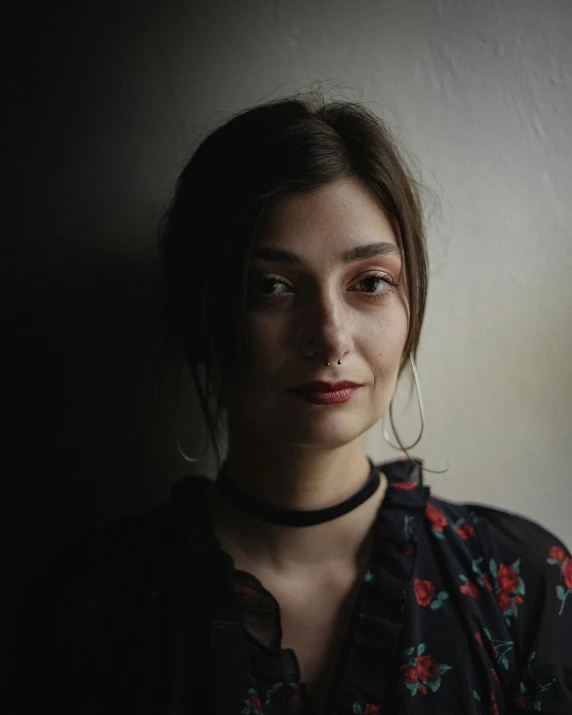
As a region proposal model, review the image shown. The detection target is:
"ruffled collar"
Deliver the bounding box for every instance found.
[168,457,431,712]
[337,457,431,709]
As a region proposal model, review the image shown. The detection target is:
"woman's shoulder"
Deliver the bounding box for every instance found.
[427,491,570,560]
[383,457,569,559]
[10,482,208,705]
[425,492,572,623]
[17,508,161,620]
[28,473,210,586]
[16,476,207,620]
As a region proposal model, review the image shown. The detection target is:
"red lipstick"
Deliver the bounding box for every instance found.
[288,380,364,405]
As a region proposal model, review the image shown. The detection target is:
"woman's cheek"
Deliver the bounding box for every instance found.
[240,315,284,371]
[363,309,406,352]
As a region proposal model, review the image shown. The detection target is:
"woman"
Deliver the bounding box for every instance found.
[12,92,572,714]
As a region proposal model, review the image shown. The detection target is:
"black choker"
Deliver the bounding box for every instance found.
[215,460,381,527]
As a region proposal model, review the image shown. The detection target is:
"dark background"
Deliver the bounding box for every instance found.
[5,1,210,591]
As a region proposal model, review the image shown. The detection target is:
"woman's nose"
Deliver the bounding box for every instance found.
[301,290,353,362]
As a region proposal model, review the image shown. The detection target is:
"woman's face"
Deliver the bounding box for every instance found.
[224,175,409,450]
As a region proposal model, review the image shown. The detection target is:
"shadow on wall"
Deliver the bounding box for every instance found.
[7,0,212,593]
[6,235,187,583]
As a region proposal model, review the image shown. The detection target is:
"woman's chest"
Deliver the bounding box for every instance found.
[255,571,364,713]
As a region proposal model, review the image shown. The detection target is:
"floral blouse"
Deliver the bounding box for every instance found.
[10,458,572,714]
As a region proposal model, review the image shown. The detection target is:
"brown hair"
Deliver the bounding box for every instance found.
[156,89,434,470]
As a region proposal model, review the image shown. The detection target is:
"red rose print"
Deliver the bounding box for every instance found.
[460,581,481,598]
[456,523,475,540]
[364,706,380,715]
[467,581,481,598]
[417,685,428,695]
[404,542,415,555]
[549,546,566,563]
[561,559,572,589]
[490,667,500,684]
[426,503,448,532]
[562,559,572,590]
[416,655,440,682]
[250,693,262,710]
[482,574,494,591]
[514,693,530,709]
[391,481,418,490]
[287,694,303,711]
[496,563,520,594]
[497,591,511,612]
[402,665,418,683]
[414,578,436,606]
[515,595,523,606]
[235,583,258,596]
[488,705,499,715]
[474,632,483,647]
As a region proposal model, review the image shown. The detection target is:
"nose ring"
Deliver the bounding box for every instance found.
[304,339,343,365]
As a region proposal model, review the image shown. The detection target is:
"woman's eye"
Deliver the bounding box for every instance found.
[247,272,398,301]
[248,276,292,296]
[352,272,397,297]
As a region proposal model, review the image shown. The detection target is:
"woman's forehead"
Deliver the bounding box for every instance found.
[251,177,399,258]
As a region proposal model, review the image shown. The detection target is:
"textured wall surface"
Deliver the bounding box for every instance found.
[9,0,572,561]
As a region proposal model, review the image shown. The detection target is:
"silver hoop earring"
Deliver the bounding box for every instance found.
[382,353,425,451]
[177,436,209,463]
[382,354,451,475]
[175,358,210,463]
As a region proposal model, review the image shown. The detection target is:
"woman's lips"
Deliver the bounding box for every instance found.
[289,386,362,405]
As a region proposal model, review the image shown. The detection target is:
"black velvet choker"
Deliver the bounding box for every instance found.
[215,460,381,527]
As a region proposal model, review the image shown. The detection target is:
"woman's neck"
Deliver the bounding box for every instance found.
[205,440,388,570]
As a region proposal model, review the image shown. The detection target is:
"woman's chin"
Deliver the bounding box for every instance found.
[260,413,372,449]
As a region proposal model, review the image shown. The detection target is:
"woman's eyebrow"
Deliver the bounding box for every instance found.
[250,242,403,265]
